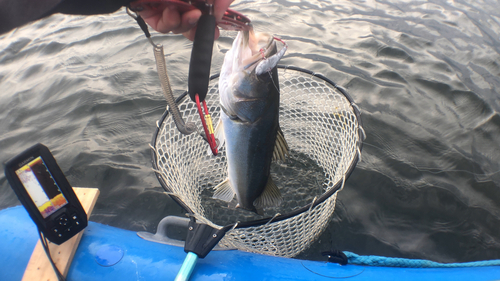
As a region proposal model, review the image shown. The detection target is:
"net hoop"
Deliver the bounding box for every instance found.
[151,65,363,229]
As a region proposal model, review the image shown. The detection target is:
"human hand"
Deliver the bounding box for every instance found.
[130,0,234,41]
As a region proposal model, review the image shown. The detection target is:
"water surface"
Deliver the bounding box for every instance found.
[1,0,500,263]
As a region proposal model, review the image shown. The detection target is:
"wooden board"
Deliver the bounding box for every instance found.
[22,187,100,281]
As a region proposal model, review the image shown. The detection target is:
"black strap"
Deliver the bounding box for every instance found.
[188,14,216,102]
[132,13,151,39]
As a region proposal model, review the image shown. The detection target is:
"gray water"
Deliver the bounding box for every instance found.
[1,0,500,263]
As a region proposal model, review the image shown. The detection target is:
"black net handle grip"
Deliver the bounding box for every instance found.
[188,14,216,102]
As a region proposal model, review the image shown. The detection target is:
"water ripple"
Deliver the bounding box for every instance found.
[1,0,500,263]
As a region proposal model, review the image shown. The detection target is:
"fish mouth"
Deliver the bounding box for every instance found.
[239,30,279,72]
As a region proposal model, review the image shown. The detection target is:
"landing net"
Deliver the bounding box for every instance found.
[151,65,364,257]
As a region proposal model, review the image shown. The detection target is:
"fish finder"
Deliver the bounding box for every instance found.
[4,143,87,245]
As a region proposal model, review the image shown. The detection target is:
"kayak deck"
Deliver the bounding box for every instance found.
[1,206,499,281]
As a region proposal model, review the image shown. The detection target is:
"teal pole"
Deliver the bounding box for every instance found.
[175,252,199,281]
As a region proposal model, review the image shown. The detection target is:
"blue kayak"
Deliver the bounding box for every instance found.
[1,206,499,281]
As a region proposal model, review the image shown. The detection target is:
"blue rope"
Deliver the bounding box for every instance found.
[344,251,500,268]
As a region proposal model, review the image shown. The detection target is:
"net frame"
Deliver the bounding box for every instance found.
[150,65,364,257]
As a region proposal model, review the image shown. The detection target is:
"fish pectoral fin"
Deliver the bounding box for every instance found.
[272,126,290,161]
[213,178,235,202]
[207,119,225,155]
[254,176,282,209]
[214,119,225,149]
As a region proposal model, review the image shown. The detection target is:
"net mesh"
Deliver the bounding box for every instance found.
[152,66,362,257]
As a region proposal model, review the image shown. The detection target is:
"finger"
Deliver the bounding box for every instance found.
[172,9,202,34]
[213,0,234,21]
[214,26,220,40]
[182,27,196,41]
[154,5,181,34]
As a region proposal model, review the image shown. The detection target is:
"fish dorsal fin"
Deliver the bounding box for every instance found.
[254,176,282,209]
[213,178,235,202]
[272,126,289,161]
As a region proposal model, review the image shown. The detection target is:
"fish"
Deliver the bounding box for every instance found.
[213,29,288,214]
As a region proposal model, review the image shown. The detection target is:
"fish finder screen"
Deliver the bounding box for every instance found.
[15,156,68,218]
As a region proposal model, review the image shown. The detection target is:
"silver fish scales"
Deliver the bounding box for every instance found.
[213,29,288,214]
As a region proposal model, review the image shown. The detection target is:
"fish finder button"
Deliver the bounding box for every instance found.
[71,213,81,226]
[57,214,69,227]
